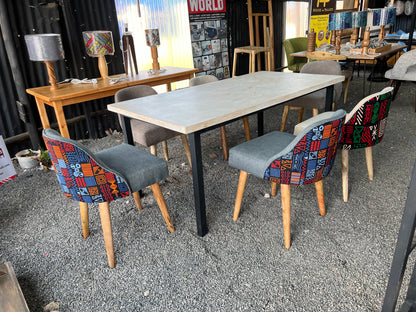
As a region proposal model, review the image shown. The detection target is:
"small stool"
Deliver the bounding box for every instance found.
[232,46,272,77]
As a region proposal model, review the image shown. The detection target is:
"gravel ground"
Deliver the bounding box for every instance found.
[1,72,416,312]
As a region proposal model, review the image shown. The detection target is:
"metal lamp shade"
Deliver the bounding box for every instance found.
[145,29,160,46]
[24,34,64,61]
[352,11,368,28]
[83,31,114,57]
[328,12,352,31]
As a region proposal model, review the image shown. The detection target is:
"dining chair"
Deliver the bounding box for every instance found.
[115,85,192,167]
[43,128,174,268]
[337,86,394,202]
[306,51,353,104]
[230,109,346,248]
[385,49,416,111]
[283,37,308,72]
[280,60,343,132]
[190,75,251,160]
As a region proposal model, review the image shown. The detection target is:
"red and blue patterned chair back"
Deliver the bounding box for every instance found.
[339,87,393,150]
[43,129,130,204]
[264,113,345,186]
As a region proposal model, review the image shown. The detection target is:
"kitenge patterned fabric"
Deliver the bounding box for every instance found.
[264,117,345,186]
[43,135,130,203]
[339,89,392,150]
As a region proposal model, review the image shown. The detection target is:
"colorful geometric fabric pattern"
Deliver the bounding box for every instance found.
[43,135,130,204]
[83,31,114,56]
[264,117,345,186]
[339,89,392,150]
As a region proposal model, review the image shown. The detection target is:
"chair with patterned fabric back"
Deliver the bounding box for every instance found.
[43,128,174,268]
[229,109,346,249]
[337,87,394,202]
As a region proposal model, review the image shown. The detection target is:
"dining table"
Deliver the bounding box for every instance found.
[107,71,345,237]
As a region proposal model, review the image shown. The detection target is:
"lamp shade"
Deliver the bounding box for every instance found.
[352,11,368,28]
[24,34,65,61]
[145,29,160,46]
[83,31,114,57]
[328,12,352,31]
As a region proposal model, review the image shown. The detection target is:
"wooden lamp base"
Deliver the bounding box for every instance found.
[98,55,109,80]
[362,27,370,55]
[150,46,160,71]
[44,60,58,90]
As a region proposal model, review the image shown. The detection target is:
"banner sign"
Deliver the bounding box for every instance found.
[0,133,17,185]
[188,0,230,79]
[310,0,336,48]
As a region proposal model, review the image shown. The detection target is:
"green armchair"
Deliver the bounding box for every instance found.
[283,37,308,72]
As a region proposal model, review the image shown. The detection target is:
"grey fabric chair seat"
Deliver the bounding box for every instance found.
[95,143,169,192]
[129,119,180,147]
[282,89,327,110]
[385,49,416,81]
[229,131,295,179]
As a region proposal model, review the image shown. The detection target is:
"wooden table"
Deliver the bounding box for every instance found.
[108,71,344,237]
[26,66,199,138]
[291,43,405,96]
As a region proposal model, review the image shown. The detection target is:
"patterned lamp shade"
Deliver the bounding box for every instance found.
[145,29,160,46]
[352,11,368,28]
[328,11,352,31]
[24,34,65,61]
[82,31,114,57]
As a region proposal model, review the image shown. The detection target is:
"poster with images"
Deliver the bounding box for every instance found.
[0,132,17,185]
[310,0,336,48]
[188,0,229,79]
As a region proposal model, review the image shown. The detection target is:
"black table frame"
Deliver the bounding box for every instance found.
[120,85,334,237]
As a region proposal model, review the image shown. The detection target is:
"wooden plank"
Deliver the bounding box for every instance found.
[0,262,30,312]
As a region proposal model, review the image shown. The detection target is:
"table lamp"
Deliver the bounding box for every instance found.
[145,29,160,71]
[24,34,65,90]
[350,11,368,45]
[328,12,352,54]
[83,31,114,80]
[373,7,396,43]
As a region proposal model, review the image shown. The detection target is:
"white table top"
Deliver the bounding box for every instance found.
[107,71,344,134]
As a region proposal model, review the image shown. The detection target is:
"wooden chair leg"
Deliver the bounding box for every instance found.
[297,108,304,123]
[242,117,251,141]
[79,202,89,238]
[180,134,192,168]
[234,170,248,221]
[281,184,291,249]
[365,146,373,181]
[220,126,228,160]
[150,145,157,156]
[343,76,351,104]
[271,182,278,197]
[98,202,115,268]
[312,108,319,117]
[232,50,238,77]
[280,106,290,132]
[315,180,326,216]
[162,140,169,161]
[150,183,175,233]
[342,149,349,202]
[132,191,142,211]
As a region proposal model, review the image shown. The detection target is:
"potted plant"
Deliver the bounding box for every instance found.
[39,149,52,170]
[15,149,41,169]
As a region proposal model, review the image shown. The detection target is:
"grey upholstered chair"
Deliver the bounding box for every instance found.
[115,85,192,167]
[280,60,343,132]
[189,75,251,160]
[385,49,416,111]
[43,128,174,268]
[229,109,346,249]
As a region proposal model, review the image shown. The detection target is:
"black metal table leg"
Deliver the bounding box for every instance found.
[325,85,334,112]
[257,111,264,136]
[382,161,416,312]
[188,131,208,237]
[121,116,133,145]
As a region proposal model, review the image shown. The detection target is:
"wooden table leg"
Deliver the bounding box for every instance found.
[35,98,51,130]
[53,102,70,138]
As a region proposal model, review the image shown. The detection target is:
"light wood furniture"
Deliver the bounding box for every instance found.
[108,71,344,237]
[0,262,30,312]
[27,66,198,139]
[306,51,352,104]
